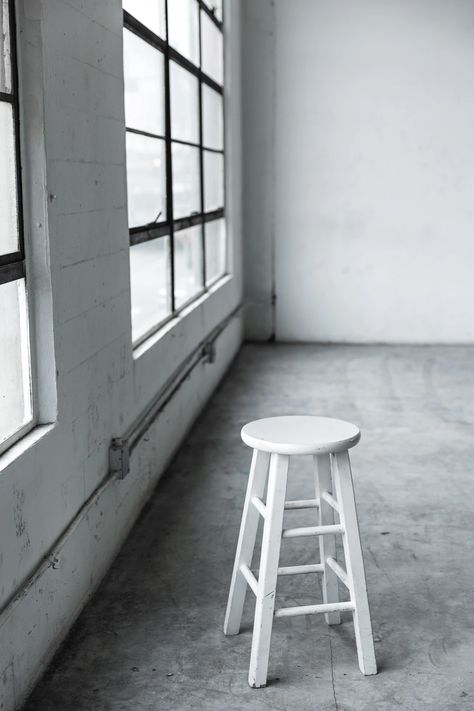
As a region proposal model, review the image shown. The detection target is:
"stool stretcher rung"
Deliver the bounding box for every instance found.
[277,564,324,576]
[282,523,344,539]
[284,498,319,510]
[321,490,339,513]
[251,495,266,519]
[274,601,355,618]
[240,564,258,596]
[326,556,349,588]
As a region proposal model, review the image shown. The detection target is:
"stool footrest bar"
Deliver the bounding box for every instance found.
[274,601,355,618]
[240,564,258,596]
[251,496,267,519]
[277,564,324,576]
[282,524,344,539]
[284,498,319,510]
[326,556,349,588]
[321,490,339,513]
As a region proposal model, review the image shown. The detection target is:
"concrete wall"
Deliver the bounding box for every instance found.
[242,0,474,343]
[0,2,242,709]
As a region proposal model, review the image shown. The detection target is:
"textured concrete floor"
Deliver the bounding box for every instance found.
[24,344,474,710]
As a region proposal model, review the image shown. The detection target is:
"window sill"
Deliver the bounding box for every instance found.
[130,271,241,417]
[0,423,55,476]
[132,272,233,360]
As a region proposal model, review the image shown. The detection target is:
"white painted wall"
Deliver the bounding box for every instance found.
[0,2,242,709]
[242,0,474,343]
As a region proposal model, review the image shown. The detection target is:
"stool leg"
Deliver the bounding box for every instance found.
[332,451,377,675]
[224,449,270,635]
[249,453,289,688]
[314,454,341,625]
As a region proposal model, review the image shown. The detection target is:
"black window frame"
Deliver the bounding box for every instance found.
[0,0,25,289]
[124,0,226,344]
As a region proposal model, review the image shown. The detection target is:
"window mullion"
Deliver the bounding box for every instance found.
[0,260,25,286]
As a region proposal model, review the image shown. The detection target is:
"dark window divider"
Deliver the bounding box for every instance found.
[0,90,14,103]
[0,260,25,287]
[129,208,225,246]
[126,126,166,141]
[126,130,224,155]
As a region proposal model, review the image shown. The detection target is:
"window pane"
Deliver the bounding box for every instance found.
[205,218,226,284]
[123,0,166,37]
[201,12,223,85]
[130,236,171,342]
[0,101,18,255]
[203,150,224,212]
[174,225,203,307]
[123,29,165,136]
[0,0,12,93]
[0,279,32,448]
[202,85,223,150]
[126,132,166,228]
[170,62,199,144]
[168,0,199,65]
[172,143,200,219]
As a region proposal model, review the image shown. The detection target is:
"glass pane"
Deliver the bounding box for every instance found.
[172,143,200,219]
[0,0,12,93]
[202,84,223,150]
[174,225,203,307]
[0,279,32,448]
[170,62,199,144]
[123,28,165,136]
[130,236,171,343]
[203,150,224,212]
[0,102,18,255]
[201,12,223,85]
[123,0,166,37]
[205,218,226,284]
[126,132,166,228]
[168,0,199,65]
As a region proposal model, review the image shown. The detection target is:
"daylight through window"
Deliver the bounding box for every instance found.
[123,0,226,345]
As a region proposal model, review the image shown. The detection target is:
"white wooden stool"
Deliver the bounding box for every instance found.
[224,415,377,688]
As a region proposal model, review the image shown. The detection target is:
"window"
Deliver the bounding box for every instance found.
[123,0,227,345]
[0,0,34,454]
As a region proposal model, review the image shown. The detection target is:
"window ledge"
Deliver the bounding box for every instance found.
[133,272,233,360]
[0,423,55,476]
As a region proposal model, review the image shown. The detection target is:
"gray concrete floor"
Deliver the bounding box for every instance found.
[24,344,474,710]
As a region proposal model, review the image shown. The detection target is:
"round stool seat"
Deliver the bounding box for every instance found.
[241,415,360,455]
